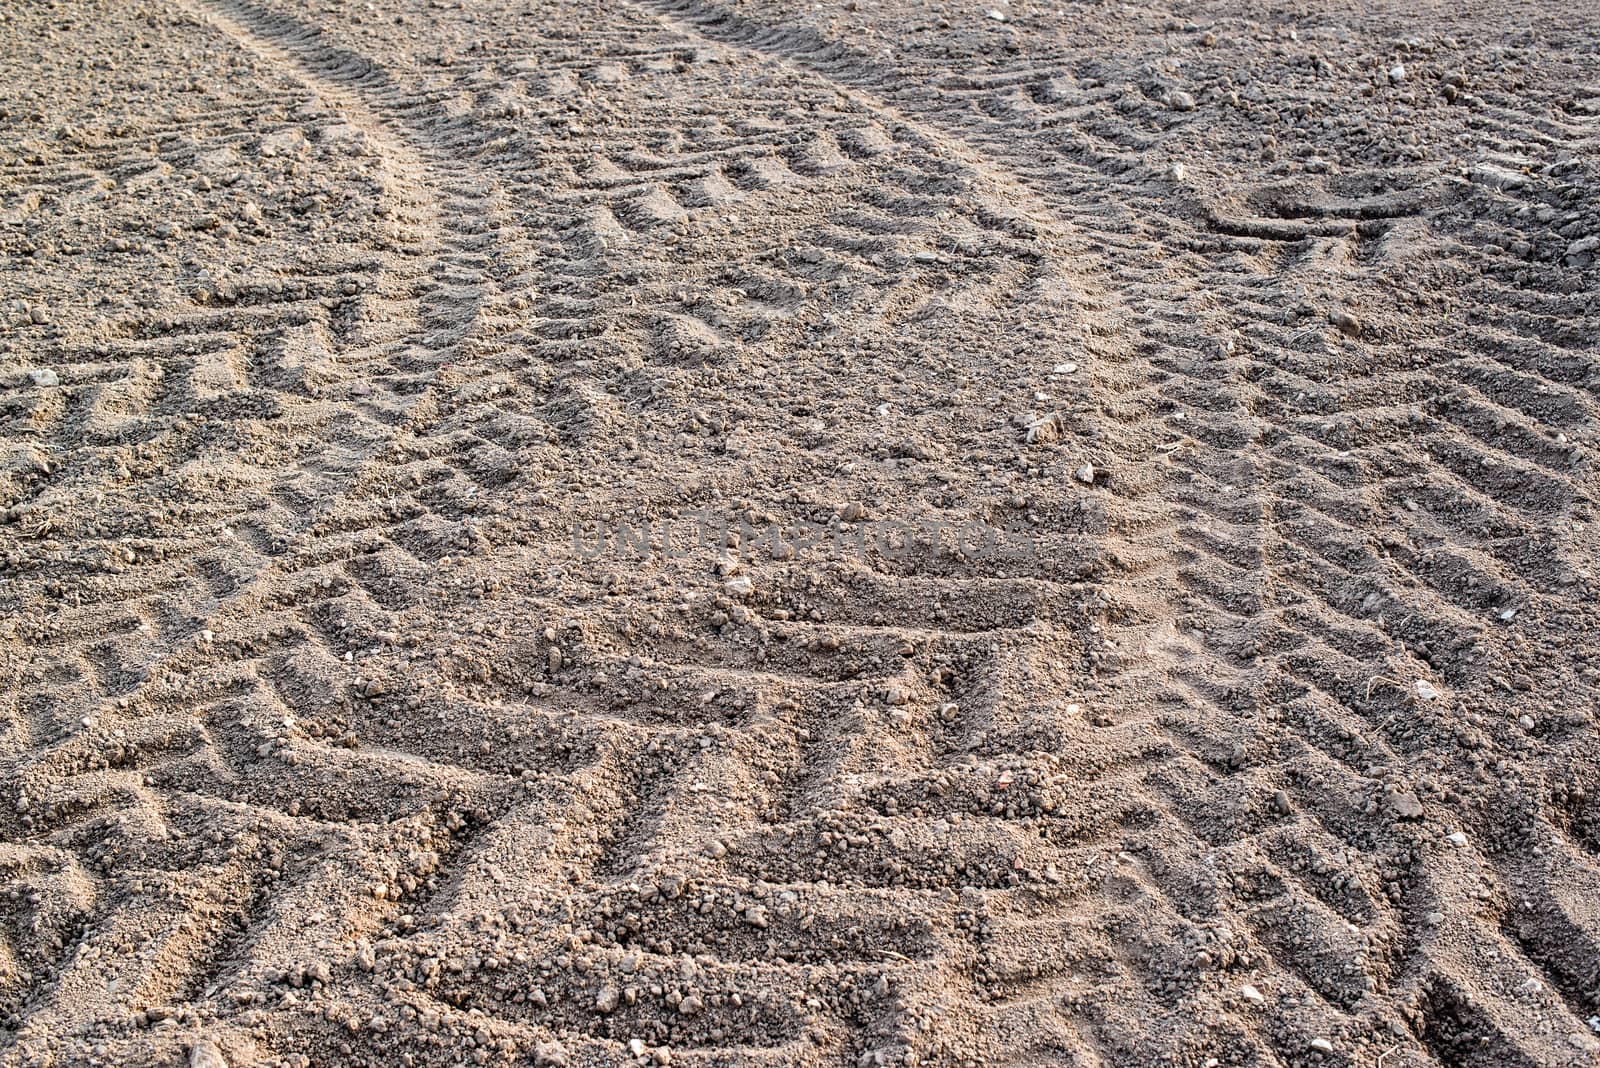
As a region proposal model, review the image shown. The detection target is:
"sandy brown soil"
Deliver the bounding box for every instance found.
[3,0,1600,1065]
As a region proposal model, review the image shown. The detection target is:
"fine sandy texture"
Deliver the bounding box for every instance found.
[3,0,1599,1065]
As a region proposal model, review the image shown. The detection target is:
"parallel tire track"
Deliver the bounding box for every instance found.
[3,0,1599,1066]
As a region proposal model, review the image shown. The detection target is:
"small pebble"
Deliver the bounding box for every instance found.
[1328,308,1363,338]
[1025,411,1063,445]
[1386,791,1425,820]
[190,1041,229,1068]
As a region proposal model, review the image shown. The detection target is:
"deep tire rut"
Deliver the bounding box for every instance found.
[3,0,1599,1066]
